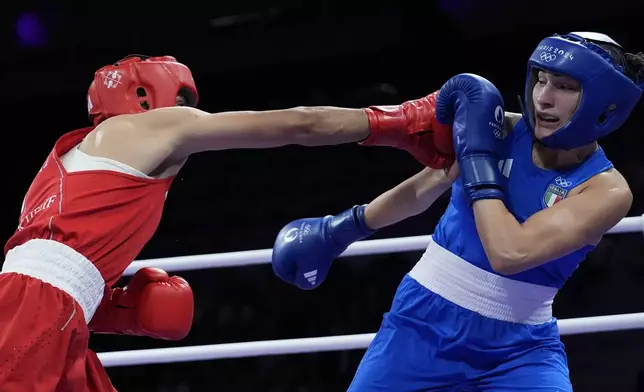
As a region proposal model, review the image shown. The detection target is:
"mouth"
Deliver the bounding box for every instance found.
[535,113,560,129]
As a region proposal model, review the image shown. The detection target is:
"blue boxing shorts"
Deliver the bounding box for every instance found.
[347,239,571,392]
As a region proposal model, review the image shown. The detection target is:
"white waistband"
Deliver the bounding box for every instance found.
[408,238,558,325]
[2,239,105,323]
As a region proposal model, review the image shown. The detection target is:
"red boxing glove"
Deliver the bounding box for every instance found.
[360,91,455,169]
[89,267,194,341]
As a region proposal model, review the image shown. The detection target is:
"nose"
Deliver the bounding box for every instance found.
[535,83,555,108]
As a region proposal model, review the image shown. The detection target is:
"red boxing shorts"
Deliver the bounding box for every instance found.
[0,273,115,391]
[0,239,113,391]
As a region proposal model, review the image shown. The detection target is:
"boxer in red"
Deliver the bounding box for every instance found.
[0,54,454,390]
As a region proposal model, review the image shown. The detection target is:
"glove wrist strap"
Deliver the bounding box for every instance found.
[353,204,376,234]
[359,106,406,147]
[460,154,506,204]
[328,204,376,248]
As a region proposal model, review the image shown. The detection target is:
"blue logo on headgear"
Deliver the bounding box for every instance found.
[522,32,643,150]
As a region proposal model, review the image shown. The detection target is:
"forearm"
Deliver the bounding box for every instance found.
[364,168,452,230]
[298,107,370,146]
[165,106,371,157]
[472,199,529,274]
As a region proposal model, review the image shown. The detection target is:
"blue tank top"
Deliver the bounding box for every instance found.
[432,118,613,288]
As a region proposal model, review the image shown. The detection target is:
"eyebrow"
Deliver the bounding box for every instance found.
[537,70,562,78]
[539,71,575,83]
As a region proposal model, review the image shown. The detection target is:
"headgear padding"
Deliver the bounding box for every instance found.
[87,55,199,125]
[522,32,643,150]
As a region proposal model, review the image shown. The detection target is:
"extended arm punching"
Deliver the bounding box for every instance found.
[88,92,454,178]
[163,91,454,169]
[85,55,453,179]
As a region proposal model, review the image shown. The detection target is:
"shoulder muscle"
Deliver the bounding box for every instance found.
[574,168,632,242]
[80,108,198,175]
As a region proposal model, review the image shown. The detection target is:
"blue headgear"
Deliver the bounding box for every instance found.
[523,32,643,150]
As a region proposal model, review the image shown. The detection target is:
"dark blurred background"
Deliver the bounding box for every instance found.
[2,0,644,390]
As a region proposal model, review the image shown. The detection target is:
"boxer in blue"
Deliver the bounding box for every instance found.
[272,32,644,390]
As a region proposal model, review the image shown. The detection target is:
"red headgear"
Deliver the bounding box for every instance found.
[87,55,199,125]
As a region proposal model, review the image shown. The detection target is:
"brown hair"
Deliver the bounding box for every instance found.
[624,52,644,83]
[595,41,644,84]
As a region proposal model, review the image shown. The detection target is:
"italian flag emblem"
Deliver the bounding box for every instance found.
[543,184,568,208]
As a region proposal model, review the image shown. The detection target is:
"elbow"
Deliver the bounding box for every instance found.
[487,248,529,276]
[488,256,515,276]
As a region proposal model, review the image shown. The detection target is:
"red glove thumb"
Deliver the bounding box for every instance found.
[425,92,455,156]
[119,267,170,307]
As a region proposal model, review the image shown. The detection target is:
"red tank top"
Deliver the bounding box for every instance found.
[4,127,174,287]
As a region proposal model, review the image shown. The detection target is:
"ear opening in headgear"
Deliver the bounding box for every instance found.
[135,87,150,110]
[597,103,617,125]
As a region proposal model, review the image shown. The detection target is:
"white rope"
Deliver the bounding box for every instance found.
[124,214,644,276]
[98,311,644,367]
[99,215,644,368]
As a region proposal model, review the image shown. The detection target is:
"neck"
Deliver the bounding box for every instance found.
[532,140,598,169]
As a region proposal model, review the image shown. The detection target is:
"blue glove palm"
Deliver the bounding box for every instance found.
[435,73,508,204]
[272,205,375,290]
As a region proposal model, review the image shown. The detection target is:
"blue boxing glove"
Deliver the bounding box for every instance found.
[435,73,508,204]
[272,205,375,290]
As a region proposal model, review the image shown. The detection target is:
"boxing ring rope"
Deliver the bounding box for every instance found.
[99,214,644,368]
[123,215,644,275]
[99,312,644,367]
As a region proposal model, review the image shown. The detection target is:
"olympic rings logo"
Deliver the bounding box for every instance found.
[540,52,557,62]
[555,176,572,188]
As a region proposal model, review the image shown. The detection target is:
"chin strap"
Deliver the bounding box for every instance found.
[516,94,525,115]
